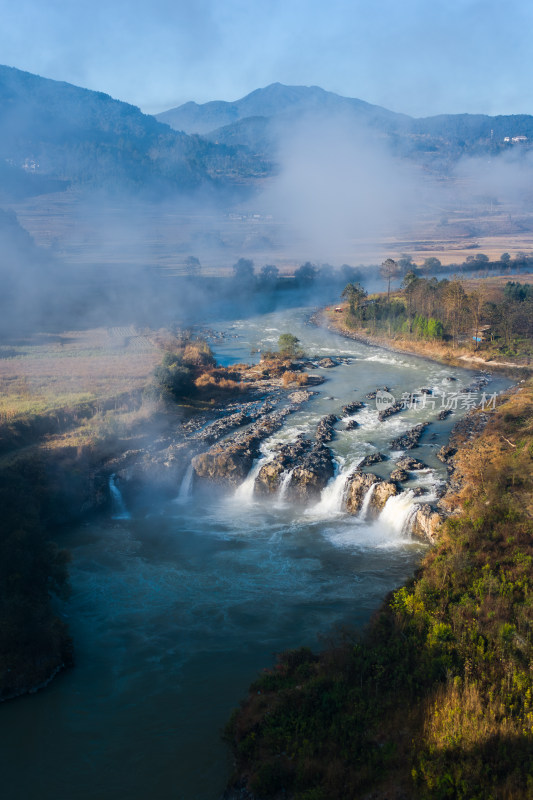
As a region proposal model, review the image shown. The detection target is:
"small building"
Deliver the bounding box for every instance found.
[472,324,490,342]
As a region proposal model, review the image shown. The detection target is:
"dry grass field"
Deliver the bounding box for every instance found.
[0,325,159,423]
[12,184,533,276]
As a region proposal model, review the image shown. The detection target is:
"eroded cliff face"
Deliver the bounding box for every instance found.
[192,410,292,488]
[411,504,445,544]
[255,436,310,496]
[344,472,398,517]
[287,443,335,502]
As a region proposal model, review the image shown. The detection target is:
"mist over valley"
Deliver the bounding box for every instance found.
[1,54,533,800]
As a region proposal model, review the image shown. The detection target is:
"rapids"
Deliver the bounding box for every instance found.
[0,305,511,800]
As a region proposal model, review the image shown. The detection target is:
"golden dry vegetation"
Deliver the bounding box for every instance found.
[226,381,533,799]
[0,326,160,423]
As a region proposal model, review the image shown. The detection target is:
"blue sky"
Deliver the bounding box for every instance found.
[2,0,532,116]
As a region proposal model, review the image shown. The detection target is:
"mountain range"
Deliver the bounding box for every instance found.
[1,66,533,202]
[0,65,269,200]
[157,82,533,168]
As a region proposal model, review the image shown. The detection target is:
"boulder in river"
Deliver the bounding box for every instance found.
[192,410,290,488]
[390,422,430,450]
[345,472,398,517]
[411,504,444,543]
[287,390,314,404]
[378,400,404,422]
[390,467,409,482]
[289,443,335,502]
[342,401,365,416]
[359,452,387,468]
[316,414,339,443]
[255,437,311,495]
[395,456,428,471]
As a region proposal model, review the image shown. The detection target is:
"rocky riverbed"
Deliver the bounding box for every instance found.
[3,303,512,800]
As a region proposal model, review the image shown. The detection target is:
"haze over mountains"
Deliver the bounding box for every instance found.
[0,65,269,201]
[2,65,533,204]
[3,63,533,319]
[157,82,533,170]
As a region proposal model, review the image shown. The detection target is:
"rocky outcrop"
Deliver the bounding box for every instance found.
[342,401,364,416]
[378,400,404,421]
[372,480,399,511]
[390,467,409,482]
[318,357,338,368]
[287,390,314,404]
[365,386,390,400]
[255,430,335,502]
[437,443,457,462]
[359,452,387,467]
[395,456,428,471]
[289,443,335,502]
[192,410,290,487]
[390,422,430,450]
[304,375,325,386]
[411,504,445,544]
[255,436,311,495]
[345,472,398,517]
[345,419,359,430]
[316,414,339,443]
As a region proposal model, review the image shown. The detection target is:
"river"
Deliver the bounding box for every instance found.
[0,306,511,800]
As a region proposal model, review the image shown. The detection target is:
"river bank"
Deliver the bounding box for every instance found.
[316,306,532,378]
[1,305,516,800]
[223,368,533,799]
[0,353,314,702]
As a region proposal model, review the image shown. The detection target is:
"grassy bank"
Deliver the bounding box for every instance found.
[0,325,307,700]
[324,274,533,377]
[324,306,531,376]
[225,382,533,799]
[0,327,218,699]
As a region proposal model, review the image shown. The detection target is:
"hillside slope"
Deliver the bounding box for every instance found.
[0,65,269,197]
[158,83,533,170]
[225,381,533,799]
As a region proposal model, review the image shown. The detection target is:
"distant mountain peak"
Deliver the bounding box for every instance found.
[0,63,269,198]
[156,82,405,136]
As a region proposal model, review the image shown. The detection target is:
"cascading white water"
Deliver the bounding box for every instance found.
[277,469,294,504]
[378,490,419,535]
[109,474,131,520]
[358,483,376,521]
[313,473,348,515]
[234,452,271,503]
[175,463,194,505]
[310,457,359,516]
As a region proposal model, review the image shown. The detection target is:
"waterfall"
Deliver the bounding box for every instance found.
[311,458,354,516]
[234,454,268,503]
[109,474,131,520]
[277,469,294,504]
[358,483,376,521]
[175,463,194,505]
[378,490,419,536]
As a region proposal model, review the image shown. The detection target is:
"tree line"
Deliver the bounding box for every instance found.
[181,255,362,286]
[380,251,533,282]
[342,273,533,357]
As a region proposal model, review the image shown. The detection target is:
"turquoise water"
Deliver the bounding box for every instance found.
[0,307,511,800]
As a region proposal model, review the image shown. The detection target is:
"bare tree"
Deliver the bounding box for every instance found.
[380,258,400,302]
